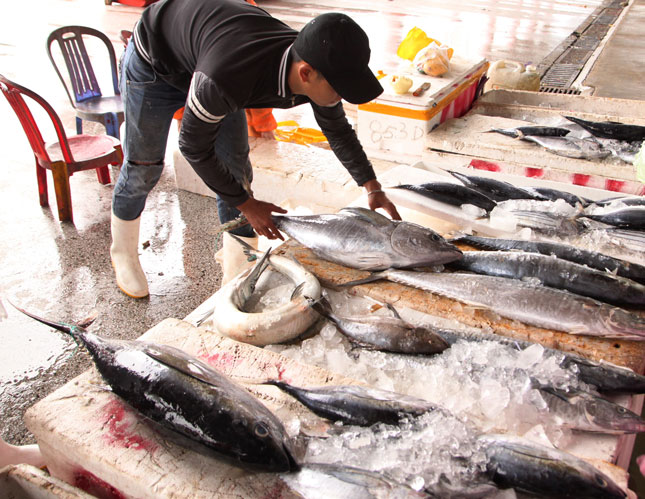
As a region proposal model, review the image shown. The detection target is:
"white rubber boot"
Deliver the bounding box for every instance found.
[215,233,258,285]
[0,437,45,468]
[110,212,149,298]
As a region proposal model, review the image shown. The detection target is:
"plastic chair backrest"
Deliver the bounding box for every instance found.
[0,74,75,165]
[46,26,120,107]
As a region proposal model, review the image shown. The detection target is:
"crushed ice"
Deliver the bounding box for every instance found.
[266,289,585,444]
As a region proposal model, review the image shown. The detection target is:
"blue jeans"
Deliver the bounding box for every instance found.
[113,42,255,237]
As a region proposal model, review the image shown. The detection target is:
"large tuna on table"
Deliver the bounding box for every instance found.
[14,305,299,472]
[273,207,462,271]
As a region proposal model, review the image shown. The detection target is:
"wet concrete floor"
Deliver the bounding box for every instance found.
[1,0,644,493]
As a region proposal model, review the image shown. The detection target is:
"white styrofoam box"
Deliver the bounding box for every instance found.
[173,139,400,214]
[357,57,489,162]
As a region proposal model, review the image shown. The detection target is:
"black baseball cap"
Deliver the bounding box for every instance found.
[293,13,383,105]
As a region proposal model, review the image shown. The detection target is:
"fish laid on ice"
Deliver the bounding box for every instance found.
[310,297,449,355]
[265,381,442,426]
[487,125,571,139]
[273,207,462,271]
[450,234,645,285]
[535,384,645,434]
[207,235,321,346]
[449,250,645,306]
[393,182,497,212]
[480,434,627,498]
[14,305,299,472]
[595,138,642,164]
[504,209,583,236]
[583,206,645,231]
[564,115,645,142]
[434,323,645,394]
[449,170,547,202]
[341,270,645,339]
[520,185,591,207]
[282,463,427,499]
[522,135,610,160]
[593,194,645,208]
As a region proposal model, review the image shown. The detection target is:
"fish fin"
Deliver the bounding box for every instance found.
[339,206,392,226]
[338,272,387,288]
[142,343,232,389]
[290,282,305,300]
[384,303,403,321]
[487,128,519,138]
[534,382,571,403]
[194,307,214,327]
[77,309,99,329]
[9,300,78,337]
[447,170,470,186]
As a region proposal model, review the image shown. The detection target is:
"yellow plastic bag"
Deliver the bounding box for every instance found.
[397,27,434,61]
[397,27,454,62]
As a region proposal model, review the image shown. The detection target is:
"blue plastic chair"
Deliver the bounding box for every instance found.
[46,25,124,139]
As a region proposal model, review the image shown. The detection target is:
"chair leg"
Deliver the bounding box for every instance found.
[105,113,120,140]
[35,158,48,207]
[76,117,83,136]
[51,162,73,222]
[96,166,111,185]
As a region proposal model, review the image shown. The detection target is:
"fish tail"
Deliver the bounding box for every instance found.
[9,300,78,338]
[308,295,333,317]
[338,272,387,288]
[229,233,262,262]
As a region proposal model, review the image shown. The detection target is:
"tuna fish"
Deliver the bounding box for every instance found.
[564,115,645,142]
[310,296,449,355]
[448,250,645,306]
[272,207,462,271]
[520,185,591,207]
[584,206,645,231]
[535,383,645,434]
[448,170,547,202]
[392,182,497,212]
[433,325,645,394]
[449,234,645,285]
[264,381,443,426]
[487,125,571,139]
[479,434,627,498]
[14,305,299,472]
[522,135,610,160]
[202,235,322,346]
[341,270,645,339]
[593,195,645,208]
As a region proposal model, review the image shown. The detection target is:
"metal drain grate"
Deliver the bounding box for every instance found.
[540,63,583,88]
[539,86,582,95]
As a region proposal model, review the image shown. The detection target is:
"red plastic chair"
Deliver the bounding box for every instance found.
[46,26,124,139]
[0,74,123,223]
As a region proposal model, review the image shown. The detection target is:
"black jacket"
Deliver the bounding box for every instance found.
[133,0,376,207]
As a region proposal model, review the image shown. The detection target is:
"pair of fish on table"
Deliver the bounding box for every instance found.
[489,115,645,163]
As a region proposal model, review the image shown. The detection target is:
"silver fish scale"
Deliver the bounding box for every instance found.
[382,270,645,339]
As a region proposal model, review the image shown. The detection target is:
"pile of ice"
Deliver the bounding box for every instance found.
[304,410,493,495]
[266,290,585,445]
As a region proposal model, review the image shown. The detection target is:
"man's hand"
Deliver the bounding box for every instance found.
[363,180,401,220]
[237,197,287,240]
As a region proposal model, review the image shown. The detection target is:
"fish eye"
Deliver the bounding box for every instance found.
[617,407,627,414]
[595,474,608,487]
[254,422,270,438]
